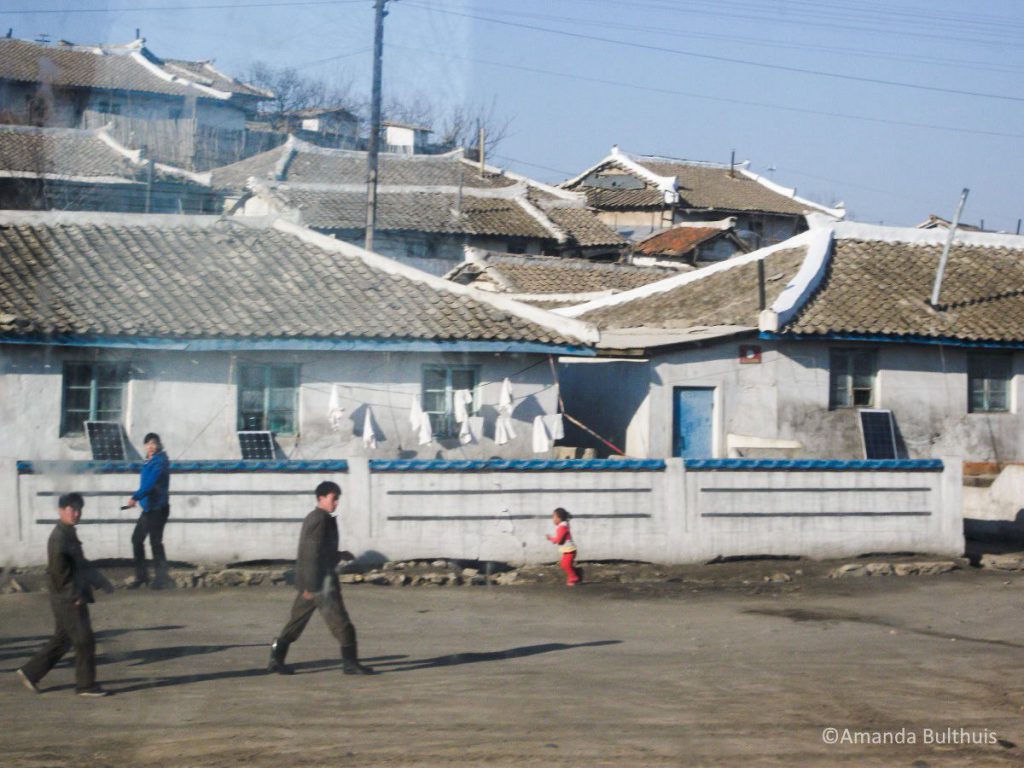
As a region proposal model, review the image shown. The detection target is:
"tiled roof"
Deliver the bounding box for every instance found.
[275,187,555,240]
[0,125,139,179]
[162,59,269,99]
[0,213,584,346]
[210,141,515,190]
[0,38,262,102]
[542,206,626,248]
[452,253,672,296]
[635,226,726,256]
[565,152,839,216]
[577,247,807,330]
[580,187,666,210]
[785,237,1024,342]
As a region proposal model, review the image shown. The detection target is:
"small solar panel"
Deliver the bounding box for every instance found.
[238,430,275,460]
[859,409,897,460]
[85,421,126,460]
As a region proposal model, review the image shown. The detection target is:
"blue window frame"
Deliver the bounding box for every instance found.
[60,362,129,436]
[238,364,299,434]
[422,365,478,438]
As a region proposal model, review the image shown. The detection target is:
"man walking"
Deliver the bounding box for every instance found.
[268,481,374,676]
[125,432,171,589]
[17,493,113,697]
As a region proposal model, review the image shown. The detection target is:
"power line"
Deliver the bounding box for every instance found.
[6,0,366,14]
[387,43,1024,141]
[403,2,1024,104]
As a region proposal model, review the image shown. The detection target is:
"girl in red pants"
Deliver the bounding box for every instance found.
[547,507,582,586]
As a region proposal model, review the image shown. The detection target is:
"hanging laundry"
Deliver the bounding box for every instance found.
[495,415,512,446]
[453,389,473,424]
[544,413,565,441]
[498,378,514,414]
[416,411,434,446]
[362,407,378,450]
[532,415,551,453]
[409,395,425,431]
[328,384,345,431]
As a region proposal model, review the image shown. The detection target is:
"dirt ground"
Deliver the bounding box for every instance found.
[3,566,1024,767]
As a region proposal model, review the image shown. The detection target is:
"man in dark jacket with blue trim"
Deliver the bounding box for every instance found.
[125,432,171,589]
[268,480,374,676]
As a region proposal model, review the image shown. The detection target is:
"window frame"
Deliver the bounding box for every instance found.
[829,348,878,410]
[421,364,480,438]
[968,352,1012,414]
[60,361,130,436]
[236,363,300,435]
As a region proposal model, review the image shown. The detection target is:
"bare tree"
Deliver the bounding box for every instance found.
[247,62,359,129]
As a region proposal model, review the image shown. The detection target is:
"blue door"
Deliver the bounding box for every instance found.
[673,387,714,458]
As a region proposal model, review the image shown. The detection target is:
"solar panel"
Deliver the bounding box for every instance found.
[858,409,897,460]
[85,421,126,460]
[238,430,275,460]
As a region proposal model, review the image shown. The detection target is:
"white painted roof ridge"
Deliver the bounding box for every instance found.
[457,157,582,203]
[271,219,599,345]
[555,230,818,319]
[559,146,676,195]
[834,220,1024,249]
[94,126,142,163]
[262,179,532,200]
[287,136,462,161]
[153,162,212,186]
[0,210,254,228]
[0,171,143,184]
[169,58,275,99]
[738,167,845,219]
[760,226,835,332]
[514,195,568,243]
[129,50,233,100]
[273,136,298,181]
[0,123,104,137]
[633,153,750,171]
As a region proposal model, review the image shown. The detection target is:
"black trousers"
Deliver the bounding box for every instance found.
[277,583,357,651]
[132,506,170,582]
[21,599,96,691]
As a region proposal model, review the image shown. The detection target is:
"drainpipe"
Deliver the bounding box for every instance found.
[929,188,969,307]
[757,258,766,310]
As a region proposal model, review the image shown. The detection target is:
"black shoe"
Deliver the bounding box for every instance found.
[77,686,110,697]
[342,659,375,675]
[126,580,148,590]
[267,639,293,675]
[16,669,39,694]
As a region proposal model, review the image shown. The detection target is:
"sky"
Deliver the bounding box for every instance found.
[6,0,1024,230]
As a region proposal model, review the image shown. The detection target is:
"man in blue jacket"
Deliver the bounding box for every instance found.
[125,432,171,589]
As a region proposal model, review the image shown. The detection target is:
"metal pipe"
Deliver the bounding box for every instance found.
[929,188,969,307]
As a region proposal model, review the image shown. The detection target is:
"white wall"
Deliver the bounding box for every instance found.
[2,458,962,567]
[562,339,1023,462]
[0,344,562,462]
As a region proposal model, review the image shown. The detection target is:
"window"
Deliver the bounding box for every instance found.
[829,349,877,409]
[422,365,478,437]
[968,352,1011,413]
[238,364,298,434]
[61,362,129,436]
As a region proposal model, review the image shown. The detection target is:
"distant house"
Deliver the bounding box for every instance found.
[0,209,596,465]
[446,248,677,308]
[555,223,1024,463]
[0,36,272,169]
[561,146,844,247]
[0,123,220,213]
[383,120,432,155]
[631,218,751,268]
[281,106,360,148]
[916,214,985,232]
[213,137,626,274]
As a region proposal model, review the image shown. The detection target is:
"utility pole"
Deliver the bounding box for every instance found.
[365,0,389,251]
[929,188,969,307]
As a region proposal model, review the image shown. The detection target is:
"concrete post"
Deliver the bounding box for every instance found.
[0,459,19,566]
[940,456,965,556]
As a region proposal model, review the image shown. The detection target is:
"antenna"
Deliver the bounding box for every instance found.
[929,188,969,307]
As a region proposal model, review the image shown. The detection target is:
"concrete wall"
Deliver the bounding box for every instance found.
[0,344,561,463]
[2,458,961,567]
[561,339,1023,462]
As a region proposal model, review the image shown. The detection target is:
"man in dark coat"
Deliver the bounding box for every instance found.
[16,493,113,697]
[268,481,374,676]
[125,432,171,589]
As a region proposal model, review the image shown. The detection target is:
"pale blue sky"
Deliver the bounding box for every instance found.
[6,0,1024,229]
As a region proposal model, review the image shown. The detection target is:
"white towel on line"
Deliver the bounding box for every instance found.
[409,396,425,431]
[495,414,517,445]
[532,415,551,453]
[498,377,514,414]
[416,412,434,445]
[453,389,472,424]
[544,413,565,441]
[362,407,378,450]
[328,384,345,431]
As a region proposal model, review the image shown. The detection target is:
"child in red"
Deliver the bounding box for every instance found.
[547,507,581,586]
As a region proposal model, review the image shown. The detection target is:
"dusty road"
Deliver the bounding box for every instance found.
[3,570,1024,767]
